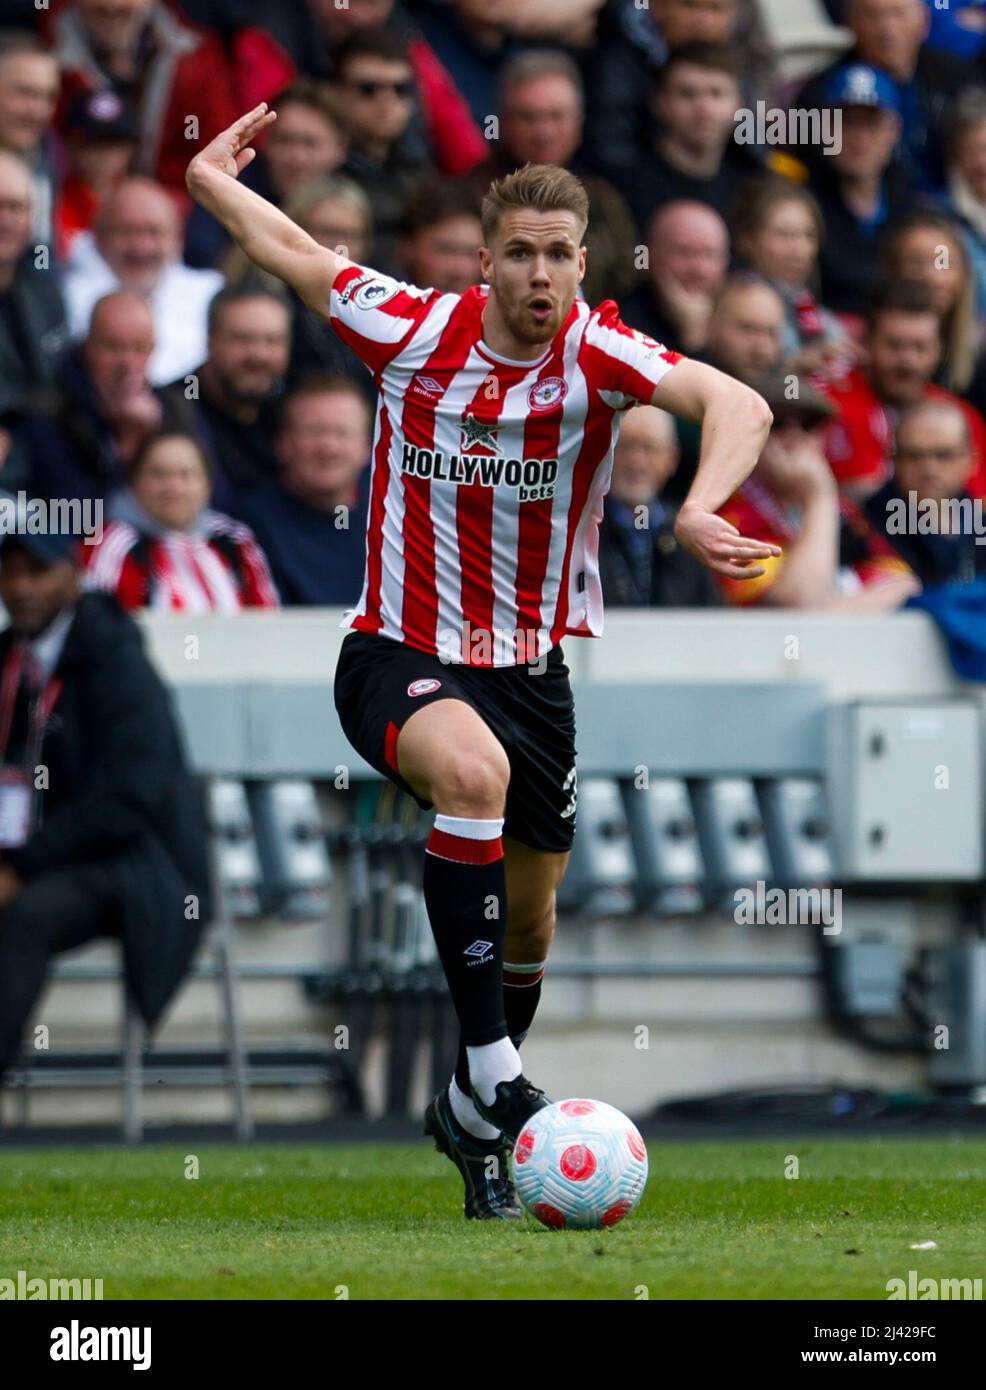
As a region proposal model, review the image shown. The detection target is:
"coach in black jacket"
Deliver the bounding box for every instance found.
[0,525,210,1081]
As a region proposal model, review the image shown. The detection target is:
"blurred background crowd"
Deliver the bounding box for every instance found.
[1,0,986,618]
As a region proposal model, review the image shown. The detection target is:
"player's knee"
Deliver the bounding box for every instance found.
[435,747,510,818]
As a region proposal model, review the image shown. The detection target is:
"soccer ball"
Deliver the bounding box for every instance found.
[512,1099,648,1230]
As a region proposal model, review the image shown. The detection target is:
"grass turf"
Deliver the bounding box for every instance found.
[1,1137,985,1299]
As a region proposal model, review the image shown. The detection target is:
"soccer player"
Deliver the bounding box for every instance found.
[187,106,778,1220]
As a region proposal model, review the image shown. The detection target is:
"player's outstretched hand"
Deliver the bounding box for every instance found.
[674,502,783,580]
[186,104,277,191]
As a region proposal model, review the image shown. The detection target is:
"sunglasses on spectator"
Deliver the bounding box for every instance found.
[349,78,415,99]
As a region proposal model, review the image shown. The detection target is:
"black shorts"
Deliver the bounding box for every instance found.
[333,630,578,853]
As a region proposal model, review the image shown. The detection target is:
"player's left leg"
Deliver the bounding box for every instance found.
[503,837,567,1046]
[451,840,567,1134]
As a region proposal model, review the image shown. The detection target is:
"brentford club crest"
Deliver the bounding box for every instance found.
[528,376,568,412]
[407,678,442,697]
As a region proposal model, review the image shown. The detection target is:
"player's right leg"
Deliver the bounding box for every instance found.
[333,633,546,1217]
[397,701,551,1149]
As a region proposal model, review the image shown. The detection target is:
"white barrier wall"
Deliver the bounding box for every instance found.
[137,608,964,699]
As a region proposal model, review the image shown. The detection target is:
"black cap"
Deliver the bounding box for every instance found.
[64,88,139,143]
[0,494,80,568]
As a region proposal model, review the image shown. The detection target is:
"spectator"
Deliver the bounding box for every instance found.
[612,43,764,236]
[493,49,640,307]
[82,430,280,611]
[0,515,211,1086]
[809,64,916,317]
[185,80,349,270]
[293,177,375,266]
[0,33,60,246]
[291,0,487,176]
[598,403,721,607]
[669,272,787,504]
[883,211,982,403]
[824,280,986,499]
[400,177,482,296]
[55,88,139,263]
[926,0,986,62]
[63,176,223,384]
[231,377,371,607]
[718,374,919,608]
[49,0,291,204]
[225,177,377,404]
[13,290,193,508]
[864,399,986,585]
[411,0,528,130]
[163,286,290,498]
[621,201,729,354]
[941,86,986,316]
[705,273,786,382]
[262,81,348,204]
[327,28,429,273]
[586,0,776,171]
[733,179,855,385]
[794,0,975,191]
[0,150,69,416]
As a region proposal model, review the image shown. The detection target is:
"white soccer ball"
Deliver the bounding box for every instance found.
[512,1098,648,1230]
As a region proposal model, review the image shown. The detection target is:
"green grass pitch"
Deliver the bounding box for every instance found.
[2,1138,985,1299]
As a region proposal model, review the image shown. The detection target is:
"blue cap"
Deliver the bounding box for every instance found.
[824,63,901,115]
[0,493,79,568]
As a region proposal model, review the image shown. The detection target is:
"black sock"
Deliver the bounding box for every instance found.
[422,816,508,1047]
[503,967,544,1046]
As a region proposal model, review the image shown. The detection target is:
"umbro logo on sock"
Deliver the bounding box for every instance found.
[463,939,494,964]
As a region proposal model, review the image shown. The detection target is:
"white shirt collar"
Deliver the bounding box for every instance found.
[29,606,76,684]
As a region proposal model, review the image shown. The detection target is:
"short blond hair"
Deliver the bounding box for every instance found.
[481,163,589,244]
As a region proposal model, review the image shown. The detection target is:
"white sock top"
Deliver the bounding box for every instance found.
[433,814,504,840]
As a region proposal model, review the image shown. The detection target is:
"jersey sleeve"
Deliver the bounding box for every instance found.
[328,264,445,376]
[582,300,685,408]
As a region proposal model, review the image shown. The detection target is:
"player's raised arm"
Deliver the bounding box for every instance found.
[650,358,781,581]
[185,105,357,313]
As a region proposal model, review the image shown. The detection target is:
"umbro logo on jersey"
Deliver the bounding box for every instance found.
[407,678,442,697]
[411,375,444,399]
[464,939,494,963]
[528,376,568,412]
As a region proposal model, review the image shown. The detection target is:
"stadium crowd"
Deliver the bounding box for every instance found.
[0,0,985,615]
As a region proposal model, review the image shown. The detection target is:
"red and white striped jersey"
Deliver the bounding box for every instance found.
[330,265,684,666]
[81,511,281,614]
